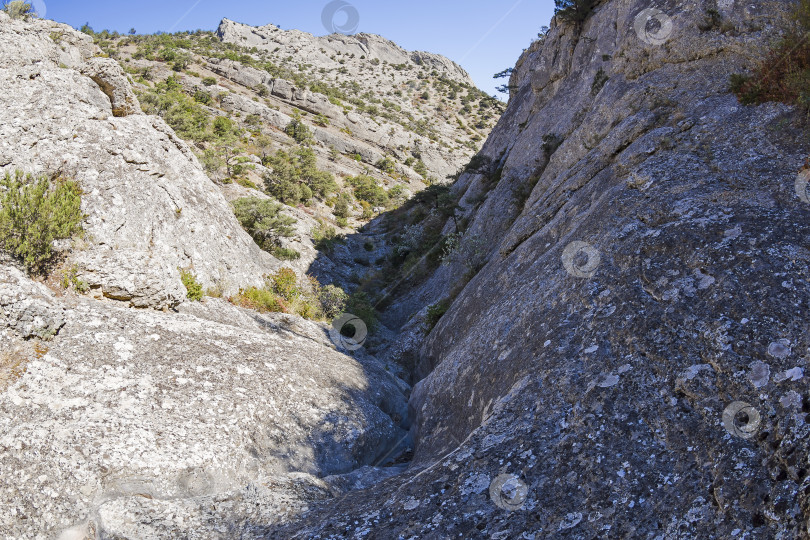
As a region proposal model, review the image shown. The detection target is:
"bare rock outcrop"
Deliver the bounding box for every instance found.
[0,265,64,339]
[0,269,409,539]
[0,15,278,308]
[271,0,810,538]
[79,56,141,117]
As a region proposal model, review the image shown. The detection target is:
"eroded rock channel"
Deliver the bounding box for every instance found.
[2,1,810,538]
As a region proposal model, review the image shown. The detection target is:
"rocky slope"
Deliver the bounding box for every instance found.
[4,1,810,538]
[91,20,502,279]
[0,12,412,539]
[269,0,810,537]
[0,12,279,308]
[0,265,409,539]
[214,17,490,182]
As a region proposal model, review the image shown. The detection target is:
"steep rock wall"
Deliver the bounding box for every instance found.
[273,0,810,537]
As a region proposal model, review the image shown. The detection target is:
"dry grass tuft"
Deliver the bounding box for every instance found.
[0,346,29,392]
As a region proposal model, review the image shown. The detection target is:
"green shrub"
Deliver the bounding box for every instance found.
[193,90,212,105]
[333,193,352,218]
[263,147,337,204]
[314,113,330,127]
[60,265,89,293]
[285,111,313,144]
[413,159,428,178]
[346,291,377,330]
[319,284,349,319]
[347,175,389,207]
[375,157,396,174]
[313,221,342,252]
[270,267,300,300]
[138,81,212,142]
[730,0,810,112]
[554,0,598,24]
[3,1,34,19]
[202,77,217,86]
[232,271,329,320]
[359,200,374,219]
[300,183,313,203]
[0,171,83,273]
[180,269,203,301]
[233,286,286,313]
[591,68,609,96]
[232,197,296,253]
[425,299,450,331]
[213,116,238,139]
[542,134,564,156]
[272,246,301,260]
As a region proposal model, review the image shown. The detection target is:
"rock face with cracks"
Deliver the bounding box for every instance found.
[3,1,810,539]
[0,13,278,309]
[0,268,408,538]
[0,13,410,540]
[269,0,810,538]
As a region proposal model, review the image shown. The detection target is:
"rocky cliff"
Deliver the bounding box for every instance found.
[0,12,411,539]
[96,18,502,283]
[270,0,810,537]
[0,12,279,308]
[3,0,810,538]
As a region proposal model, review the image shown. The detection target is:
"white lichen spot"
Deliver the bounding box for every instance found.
[113,338,134,362]
[598,374,620,388]
[723,226,742,239]
[403,498,420,511]
[779,391,802,409]
[767,339,791,359]
[774,367,804,383]
[748,360,770,388]
[683,364,712,381]
[236,365,254,376]
[693,269,715,290]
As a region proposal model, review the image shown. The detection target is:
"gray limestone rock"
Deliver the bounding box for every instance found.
[0,16,279,309]
[0,271,409,539]
[269,0,810,538]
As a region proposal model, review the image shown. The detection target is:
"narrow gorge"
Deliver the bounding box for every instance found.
[1,0,809,538]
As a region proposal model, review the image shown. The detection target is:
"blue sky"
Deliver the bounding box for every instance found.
[36,0,556,97]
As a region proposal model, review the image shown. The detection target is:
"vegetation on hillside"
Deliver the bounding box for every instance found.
[554,0,599,24]
[229,267,366,324]
[98,28,499,231]
[263,147,337,205]
[0,171,84,273]
[2,1,34,20]
[730,0,810,112]
[232,197,299,260]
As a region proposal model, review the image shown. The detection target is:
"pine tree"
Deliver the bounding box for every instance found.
[554,0,599,24]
